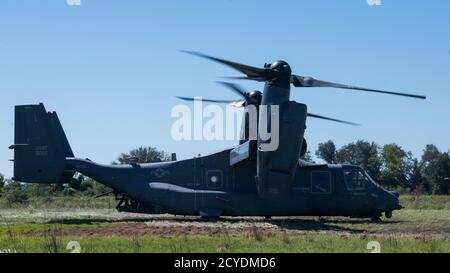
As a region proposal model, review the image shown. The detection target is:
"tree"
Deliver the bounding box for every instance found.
[25,182,66,199]
[422,144,440,163]
[66,174,111,196]
[79,177,111,196]
[379,144,412,188]
[301,150,315,163]
[336,140,372,166]
[116,146,170,164]
[0,173,4,197]
[336,140,381,181]
[421,145,450,195]
[421,145,440,194]
[80,178,95,195]
[408,159,428,194]
[315,140,336,164]
[436,152,450,194]
[366,144,382,182]
[2,181,27,204]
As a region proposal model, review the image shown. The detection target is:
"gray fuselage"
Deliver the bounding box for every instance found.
[65,148,401,218]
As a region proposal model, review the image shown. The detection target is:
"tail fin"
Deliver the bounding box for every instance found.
[9,103,75,184]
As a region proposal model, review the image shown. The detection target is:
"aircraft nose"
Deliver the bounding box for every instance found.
[387,191,402,210]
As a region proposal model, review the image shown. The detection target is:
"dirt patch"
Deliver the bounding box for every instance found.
[18,214,450,239]
[60,223,269,237]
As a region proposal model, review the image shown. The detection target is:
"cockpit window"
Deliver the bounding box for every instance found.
[344,168,374,191]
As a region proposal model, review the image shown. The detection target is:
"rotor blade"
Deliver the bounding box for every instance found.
[217,81,247,98]
[307,113,360,126]
[176,96,237,104]
[221,75,255,81]
[292,75,426,100]
[216,81,259,106]
[182,50,271,81]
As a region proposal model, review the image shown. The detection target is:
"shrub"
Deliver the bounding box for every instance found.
[2,181,28,204]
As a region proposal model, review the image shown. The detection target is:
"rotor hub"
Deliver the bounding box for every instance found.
[268,60,292,88]
[248,91,263,105]
[269,60,292,75]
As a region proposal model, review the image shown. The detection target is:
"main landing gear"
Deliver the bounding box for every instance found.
[371,216,383,223]
[385,210,393,219]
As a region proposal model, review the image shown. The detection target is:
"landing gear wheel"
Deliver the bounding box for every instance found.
[385,211,393,219]
[371,216,382,223]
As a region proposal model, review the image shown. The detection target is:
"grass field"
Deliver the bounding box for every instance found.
[1,233,448,253]
[0,195,449,253]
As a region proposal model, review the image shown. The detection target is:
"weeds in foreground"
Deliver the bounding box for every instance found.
[282,230,290,245]
[131,235,142,253]
[1,215,26,253]
[169,236,192,253]
[250,224,264,242]
[217,226,233,253]
[40,224,64,253]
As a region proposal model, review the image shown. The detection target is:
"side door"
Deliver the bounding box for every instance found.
[309,170,337,215]
[342,168,375,214]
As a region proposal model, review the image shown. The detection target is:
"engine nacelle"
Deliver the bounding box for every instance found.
[256,101,307,201]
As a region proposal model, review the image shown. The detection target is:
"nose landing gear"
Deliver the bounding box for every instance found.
[385,210,393,219]
[371,210,393,223]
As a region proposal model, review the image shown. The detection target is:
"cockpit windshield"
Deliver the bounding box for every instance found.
[363,170,380,187]
[343,167,378,191]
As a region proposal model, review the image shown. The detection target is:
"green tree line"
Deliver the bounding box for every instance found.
[315,141,449,195]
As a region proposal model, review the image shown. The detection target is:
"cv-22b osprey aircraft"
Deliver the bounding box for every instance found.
[9,52,426,222]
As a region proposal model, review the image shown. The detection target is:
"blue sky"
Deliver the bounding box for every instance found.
[1,0,449,178]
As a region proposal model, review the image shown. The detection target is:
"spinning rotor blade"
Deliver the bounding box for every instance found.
[176,96,237,104]
[176,96,244,107]
[307,113,360,126]
[217,81,247,98]
[182,50,273,81]
[291,75,426,100]
[183,50,426,100]
[217,81,258,105]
